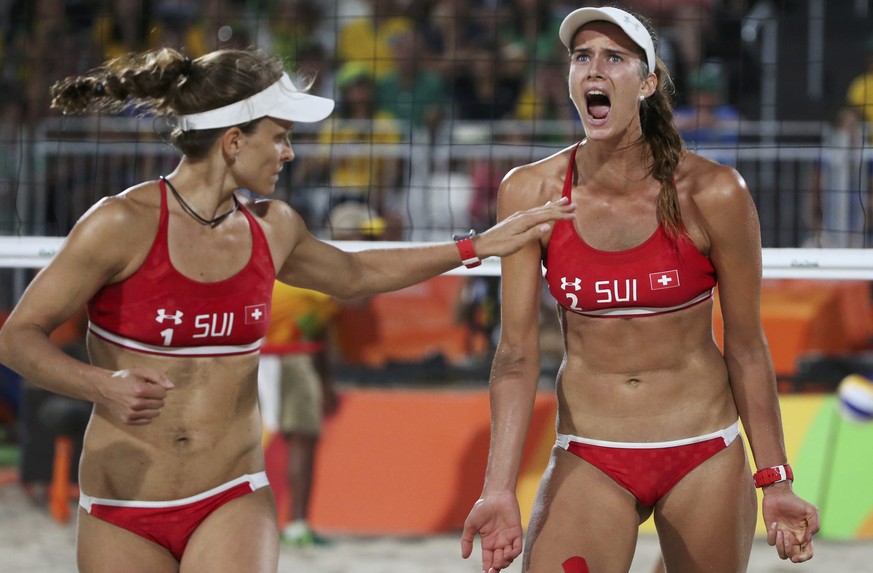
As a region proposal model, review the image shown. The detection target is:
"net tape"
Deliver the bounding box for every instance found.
[2,237,872,280]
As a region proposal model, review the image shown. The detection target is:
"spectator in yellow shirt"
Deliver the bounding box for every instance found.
[336,0,413,79]
[259,282,339,547]
[313,62,402,215]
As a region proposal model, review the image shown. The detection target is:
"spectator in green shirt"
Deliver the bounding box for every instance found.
[375,28,450,137]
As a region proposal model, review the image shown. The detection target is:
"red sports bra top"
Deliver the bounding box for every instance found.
[544,143,717,318]
[87,179,276,356]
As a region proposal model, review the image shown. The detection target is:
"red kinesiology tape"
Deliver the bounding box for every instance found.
[562,556,590,573]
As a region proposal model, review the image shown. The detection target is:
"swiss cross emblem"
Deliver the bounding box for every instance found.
[649,270,680,290]
[245,304,267,324]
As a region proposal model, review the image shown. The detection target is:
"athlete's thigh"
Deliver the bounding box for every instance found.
[76,508,179,573]
[524,447,642,573]
[181,487,279,573]
[654,438,757,573]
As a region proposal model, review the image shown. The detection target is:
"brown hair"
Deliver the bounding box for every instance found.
[631,12,686,238]
[50,48,287,159]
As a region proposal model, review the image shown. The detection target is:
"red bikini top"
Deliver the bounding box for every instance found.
[544,143,716,317]
[87,179,276,356]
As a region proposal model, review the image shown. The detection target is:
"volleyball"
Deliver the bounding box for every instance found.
[837,373,873,423]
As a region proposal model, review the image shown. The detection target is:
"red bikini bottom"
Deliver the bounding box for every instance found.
[557,421,739,506]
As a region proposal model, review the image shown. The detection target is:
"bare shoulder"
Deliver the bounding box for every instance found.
[677,152,759,249]
[240,195,308,252]
[73,181,159,245]
[678,152,750,208]
[241,194,294,221]
[56,181,162,280]
[499,145,576,213]
[241,195,299,231]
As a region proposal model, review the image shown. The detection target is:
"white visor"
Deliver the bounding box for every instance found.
[178,73,335,131]
[559,7,656,73]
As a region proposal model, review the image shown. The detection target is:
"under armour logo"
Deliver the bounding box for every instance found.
[155,309,184,325]
[561,277,582,291]
[622,14,640,32]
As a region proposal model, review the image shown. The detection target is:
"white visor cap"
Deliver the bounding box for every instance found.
[178,73,335,131]
[559,7,655,73]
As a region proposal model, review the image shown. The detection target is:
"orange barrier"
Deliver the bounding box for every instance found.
[334,277,873,376]
[49,436,73,524]
[265,388,556,535]
[332,276,472,367]
[713,280,873,376]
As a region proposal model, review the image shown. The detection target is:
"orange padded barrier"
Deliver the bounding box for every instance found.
[712,280,873,376]
[265,388,556,535]
[332,276,472,367]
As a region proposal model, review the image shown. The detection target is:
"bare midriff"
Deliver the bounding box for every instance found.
[78,334,265,501]
[555,299,737,443]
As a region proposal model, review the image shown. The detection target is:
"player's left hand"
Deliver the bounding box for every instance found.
[461,492,524,573]
[762,483,820,563]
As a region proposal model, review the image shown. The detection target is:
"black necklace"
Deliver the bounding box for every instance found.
[161,176,239,227]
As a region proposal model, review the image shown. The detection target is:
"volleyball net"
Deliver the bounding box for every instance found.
[3,113,873,283]
[4,236,873,279]
[3,1,873,379]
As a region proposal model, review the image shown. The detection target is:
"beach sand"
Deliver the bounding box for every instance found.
[2,482,871,572]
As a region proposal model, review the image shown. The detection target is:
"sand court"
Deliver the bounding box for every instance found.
[2,481,871,573]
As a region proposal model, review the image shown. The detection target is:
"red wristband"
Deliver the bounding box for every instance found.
[753,464,793,488]
[455,235,481,268]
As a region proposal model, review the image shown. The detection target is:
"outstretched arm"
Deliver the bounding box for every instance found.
[276,198,575,299]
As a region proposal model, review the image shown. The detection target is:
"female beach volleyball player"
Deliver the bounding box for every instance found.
[461,6,819,573]
[0,47,574,572]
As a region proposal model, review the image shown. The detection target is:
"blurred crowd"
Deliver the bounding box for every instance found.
[0,0,754,238]
[0,0,752,123]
